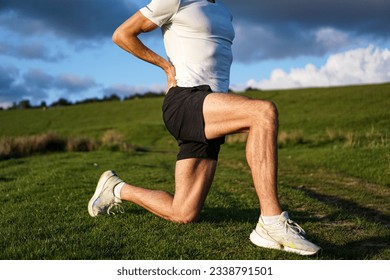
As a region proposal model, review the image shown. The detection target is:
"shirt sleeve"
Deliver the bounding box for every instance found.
[140,0,180,27]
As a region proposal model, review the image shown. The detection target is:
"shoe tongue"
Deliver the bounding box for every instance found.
[280,211,289,220]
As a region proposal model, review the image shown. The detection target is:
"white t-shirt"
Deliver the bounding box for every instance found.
[140,0,235,93]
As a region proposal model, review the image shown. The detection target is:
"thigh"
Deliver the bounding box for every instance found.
[203,93,272,139]
[172,158,217,220]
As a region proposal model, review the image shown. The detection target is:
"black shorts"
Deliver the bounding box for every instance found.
[162,85,225,161]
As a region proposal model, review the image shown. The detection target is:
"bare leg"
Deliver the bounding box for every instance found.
[120,158,217,223]
[203,93,282,216]
[118,92,280,222]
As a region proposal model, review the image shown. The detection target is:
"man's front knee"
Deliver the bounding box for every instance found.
[253,100,278,128]
[265,100,278,122]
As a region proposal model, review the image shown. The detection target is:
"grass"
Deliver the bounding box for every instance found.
[0,83,389,259]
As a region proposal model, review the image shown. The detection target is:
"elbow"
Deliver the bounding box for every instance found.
[112,28,122,45]
[112,27,137,47]
[112,25,129,45]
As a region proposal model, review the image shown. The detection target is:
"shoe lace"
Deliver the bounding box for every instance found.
[107,203,125,215]
[285,219,306,236]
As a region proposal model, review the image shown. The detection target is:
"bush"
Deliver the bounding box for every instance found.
[101,129,132,152]
[67,137,97,152]
[0,133,67,159]
[0,130,144,160]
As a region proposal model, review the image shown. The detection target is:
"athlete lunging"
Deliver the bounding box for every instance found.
[88,0,321,256]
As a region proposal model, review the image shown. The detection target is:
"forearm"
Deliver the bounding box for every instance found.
[112,11,176,88]
[113,31,171,73]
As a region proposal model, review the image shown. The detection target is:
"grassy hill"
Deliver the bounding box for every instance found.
[0,83,389,259]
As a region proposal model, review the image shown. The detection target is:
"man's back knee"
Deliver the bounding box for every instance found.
[169,210,199,224]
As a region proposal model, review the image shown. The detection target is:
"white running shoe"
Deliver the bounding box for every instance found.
[249,211,321,256]
[88,170,125,217]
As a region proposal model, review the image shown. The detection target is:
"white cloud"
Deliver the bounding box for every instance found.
[315,27,350,49]
[243,45,390,90]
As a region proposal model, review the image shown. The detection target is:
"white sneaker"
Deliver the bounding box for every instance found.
[249,211,321,256]
[88,170,124,217]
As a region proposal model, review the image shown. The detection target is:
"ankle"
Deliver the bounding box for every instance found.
[113,182,125,199]
[260,213,281,225]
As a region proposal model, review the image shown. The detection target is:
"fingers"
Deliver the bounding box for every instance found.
[165,63,177,93]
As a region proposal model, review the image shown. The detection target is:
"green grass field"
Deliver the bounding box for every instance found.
[1,83,389,259]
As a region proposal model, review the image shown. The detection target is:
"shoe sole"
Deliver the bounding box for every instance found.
[249,230,282,250]
[249,230,319,256]
[88,170,115,217]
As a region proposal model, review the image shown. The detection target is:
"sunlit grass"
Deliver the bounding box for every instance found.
[1,83,389,259]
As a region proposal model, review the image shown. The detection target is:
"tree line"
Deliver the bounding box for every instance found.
[2,87,258,111]
[2,91,165,110]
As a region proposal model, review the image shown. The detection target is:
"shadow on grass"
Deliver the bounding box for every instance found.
[200,207,259,224]
[200,199,390,259]
[318,235,390,260]
[0,176,15,183]
[298,187,390,259]
[301,187,390,225]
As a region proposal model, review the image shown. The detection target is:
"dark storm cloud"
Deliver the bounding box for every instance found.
[0,0,138,41]
[224,0,390,35]
[1,0,389,64]
[224,0,390,61]
[4,0,385,41]
[0,65,30,103]
[0,65,18,91]
[0,42,66,62]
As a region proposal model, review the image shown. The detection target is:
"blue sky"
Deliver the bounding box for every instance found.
[1,0,390,108]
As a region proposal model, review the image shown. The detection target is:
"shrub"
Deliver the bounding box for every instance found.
[35,133,67,153]
[101,129,132,151]
[278,130,305,147]
[67,137,97,152]
[0,133,67,159]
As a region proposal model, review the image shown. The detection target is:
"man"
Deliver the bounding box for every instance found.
[88,0,321,256]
